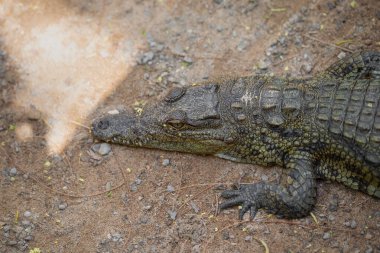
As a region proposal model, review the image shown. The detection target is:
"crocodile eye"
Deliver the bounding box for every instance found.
[165,110,187,129]
[166,120,186,129]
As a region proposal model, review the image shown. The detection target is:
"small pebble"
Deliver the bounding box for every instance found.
[350,220,357,229]
[258,60,269,70]
[7,240,17,246]
[24,211,32,218]
[98,143,111,156]
[111,233,122,242]
[21,220,31,226]
[222,231,230,240]
[9,167,17,176]
[190,201,200,213]
[168,210,177,220]
[303,64,312,74]
[106,182,112,191]
[138,51,155,64]
[245,236,252,241]
[328,195,339,212]
[183,56,193,64]
[162,159,170,166]
[167,184,175,193]
[58,203,68,210]
[237,40,249,52]
[143,205,152,211]
[3,225,10,232]
[323,232,331,240]
[337,51,347,59]
[24,235,33,241]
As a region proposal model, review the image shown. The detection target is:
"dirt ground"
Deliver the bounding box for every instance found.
[1,0,380,252]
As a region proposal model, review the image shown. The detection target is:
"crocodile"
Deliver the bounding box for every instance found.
[92,51,380,219]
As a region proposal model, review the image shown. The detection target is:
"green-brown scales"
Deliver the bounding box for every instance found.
[92,52,380,219]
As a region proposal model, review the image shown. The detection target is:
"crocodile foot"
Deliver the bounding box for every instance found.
[220,184,261,220]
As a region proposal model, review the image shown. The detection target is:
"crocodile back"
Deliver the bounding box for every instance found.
[315,78,380,165]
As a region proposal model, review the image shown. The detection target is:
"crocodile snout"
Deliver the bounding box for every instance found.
[92,112,139,143]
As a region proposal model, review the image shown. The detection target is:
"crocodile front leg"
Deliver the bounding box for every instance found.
[220,151,317,219]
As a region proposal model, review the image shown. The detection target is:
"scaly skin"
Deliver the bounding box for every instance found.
[92,51,380,219]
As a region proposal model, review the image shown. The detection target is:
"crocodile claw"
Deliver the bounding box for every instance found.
[220,187,259,220]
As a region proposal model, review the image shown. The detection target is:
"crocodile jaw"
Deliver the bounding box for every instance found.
[92,110,232,155]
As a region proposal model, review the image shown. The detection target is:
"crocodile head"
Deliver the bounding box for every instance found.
[92,84,236,155]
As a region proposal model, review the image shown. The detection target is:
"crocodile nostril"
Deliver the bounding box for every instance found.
[97,120,110,130]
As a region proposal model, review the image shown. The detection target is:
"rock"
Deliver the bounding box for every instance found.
[3,225,10,232]
[7,240,17,246]
[9,167,17,176]
[162,159,170,166]
[328,195,339,212]
[237,39,249,52]
[24,235,33,241]
[327,2,336,10]
[183,56,193,64]
[168,210,177,220]
[21,220,31,226]
[258,60,269,70]
[106,182,112,191]
[337,51,347,60]
[190,201,200,213]
[350,220,357,229]
[24,211,32,218]
[111,233,122,242]
[58,203,68,210]
[92,143,112,156]
[323,232,331,240]
[138,51,155,64]
[98,143,111,156]
[167,184,175,193]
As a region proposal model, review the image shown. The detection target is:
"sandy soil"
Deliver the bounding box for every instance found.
[1,0,380,252]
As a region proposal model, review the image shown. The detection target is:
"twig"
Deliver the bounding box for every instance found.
[69,120,91,130]
[303,34,354,53]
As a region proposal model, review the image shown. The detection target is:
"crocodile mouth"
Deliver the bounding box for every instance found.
[92,110,232,154]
